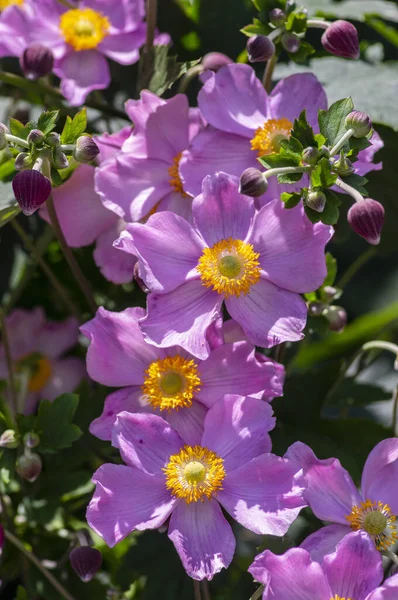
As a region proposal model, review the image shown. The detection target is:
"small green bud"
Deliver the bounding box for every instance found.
[73,136,100,163]
[269,8,285,27]
[308,301,325,317]
[24,432,40,449]
[52,147,69,169]
[332,156,354,176]
[16,452,42,482]
[323,305,347,333]
[46,132,60,147]
[345,111,372,138]
[15,152,32,171]
[27,129,45,146]
[306,190,326,213]
[281,32,301,53]
[302,147,319,166]
[0,429,19,449]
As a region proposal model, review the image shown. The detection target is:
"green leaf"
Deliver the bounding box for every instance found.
[292,110,317,148]
[0,188,20,229]
[281,192,302,208]
[50,167,63,188]
[15,586,28,600]
[327,378,391,408]
[9,118,30,141]
[310,158,337,188]
[366,17,398,47]
[139,44,200,97]
[36,393,82,453]
[279,138,303,162]
[277,170,304,184]
[304,205,321,223]
[342,173,368,195]
[304,0,398,23]
[37,110,59,136]
[285,10,307,33]
[60,108,87,145]
[323,252,338,287]
[240,20,270,37]
[288,41,315,64]
[318,98,354,148]
[258,154,299,169]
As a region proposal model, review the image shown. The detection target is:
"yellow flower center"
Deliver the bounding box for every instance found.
[346,500,397,550]
[168,152,189,197]
[250,118,293,157]
[197,238,261,298]
[26,357,52,393]
[60,8,110,51]
[142,355,201,411]
[0,0,23,10]
[164,445,225,503]
[330,596,352,600]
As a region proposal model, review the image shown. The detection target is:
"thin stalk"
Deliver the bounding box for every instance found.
[178,64,204,93]
[0,308,17,414]
[4,134,29,149]
[263,53,277,93]
[4,529,77,600]
[202,580,211,600]
[11,220,80,320]
[46,194,97,315]
[392,385,398,436]
[249,585,264,600]
[383,550,398,565]
[362,340,398,362]
[336,246,376,289]
[193,581,202,600]
[145,0,158,52]
[307,19,331,30]
[264,166,311,179]
[329,128,354,156]
[335,178,364,204]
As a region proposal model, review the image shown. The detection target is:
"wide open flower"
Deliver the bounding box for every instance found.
[285,439,398,562]
[0,307,85,413]
[86,395,305,580]
[249,529,398,600]
[81,306,283,443]
[116,171,333,359]
[95,91,206,223]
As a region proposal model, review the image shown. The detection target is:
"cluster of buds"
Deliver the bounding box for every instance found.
[308,288,347,334]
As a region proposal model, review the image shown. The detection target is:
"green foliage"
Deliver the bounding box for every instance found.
[139,45,200,96]
[35,393,82,453]
[291,110,317,148]
[15,586,28,600]
[318,98,354,148]
[60,108,87,145]
[37,111,59,136]
[310,158,337,189]
[281,191,302,208]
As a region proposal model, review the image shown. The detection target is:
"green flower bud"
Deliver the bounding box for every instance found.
[0,429,19,449]
[52,147,69,169]
[73,136,100,163]
[15,152,32,171]
[16,452,42,483]
[302,146,319,166]
[24,432,40,449]
[345,111,372,138]
[46,132,60,147]
[306,190,326,213]
[27,129,45,146]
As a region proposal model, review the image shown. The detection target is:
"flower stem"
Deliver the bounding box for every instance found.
[335,177,364,204]
[329,128,354,156]
[4,134,29,149]
[392,384,398,436]
[0,307,17,414]
[263,166,310,180]
[263,53,277,93]
[193,581,202,600]
[202,580,211,600]
[336,246,376,289]
[249,585,264,600]
[4,529,77,600]
[145,0,158,52]
[307,19,331,30]
[361,340,398,366]
[46,194,97,315]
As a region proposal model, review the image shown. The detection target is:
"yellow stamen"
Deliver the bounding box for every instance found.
[28,357,52,393]
[330,596,352,600]
[346,499,397,550]
[60,8,110,51]
[168,152,188,197]
[251,118,293,157]
[142,355,201,411]
[197,237,261,297]
[0,0,23,10]
[164,445,225,503]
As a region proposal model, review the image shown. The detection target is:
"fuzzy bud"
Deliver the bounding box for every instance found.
[70,547,102,582]
[321,20,359,60]
[20,43,54,80]
[27,129,45,146]
[247,35,275,63]
[15,152,32,171]
[281,32,301,53]
[324,305,347,333]
[269,8,286,27]
[323,285,338,301]
[307,190,326,213]
[73,136,100,163]
[239,168,268,197]
[0,429,19,449]
[302,146,319,166]
[24,432,40,449]
[16,452,42,482]
[46,132,60,147]
[308,301,325,317]
[345,111,372,138]
[12,170,52,216]
[202,52,233,71]
[52,147,69,169]
[347,198,385,245]
[0,123,9,150]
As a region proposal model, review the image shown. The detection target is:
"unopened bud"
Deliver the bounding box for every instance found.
[345,111,372,138]
[302,146,319,166]
[323,285,338,301]
[20,44,54,80]
[133,262,150,294]
[0,429,19,449]
[306,190,326,213]
[46,132,60,147]
[324,305,347,333]
[202,52,233,71]
[16,452,42,482]
[321,20,359,60]
[73,136,100,163]
[247,35,275,63]
[269,8,286,27]
[239,168,268,197]
[332,156,354,176]
[15,152,32,171]
[308,301,325,317]
[24,432,40,449]
[52,147,69,169]
[0,123,9,150]
[12,170,52,216]
[27,129,45,146]
[70,547,102,582]
[347,198,385,245]
[281,32,301,53]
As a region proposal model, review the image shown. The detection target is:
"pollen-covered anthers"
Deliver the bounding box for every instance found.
[168,152,189,197]
[197,238,261,297]
[142,355,201,411]
[60,8,110,51]
[330,596,352,600]
[164,445,225,503]
[0,0,23,11]
[346,500,397,550]
[251,118,293,157]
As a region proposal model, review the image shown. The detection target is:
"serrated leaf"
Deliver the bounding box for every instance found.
[60,108,87,145]
[342,173,368,195]
[292,111,317,148]
[281,191,302,208]
[258,154,299,169]
[139,44,200,96]
[240,20,270,37]
[9,118,29,140]
[36,393,82,453]
[277,171,304,183]
[279,138,303,162]
[318,98,354,148]
[37,110,59,136]
[285,10,307,33]
[311,157,337,188]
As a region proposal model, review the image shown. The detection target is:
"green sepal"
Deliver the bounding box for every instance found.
[318,97,354,147]
[281,191,302,208]
[285,10,307,33]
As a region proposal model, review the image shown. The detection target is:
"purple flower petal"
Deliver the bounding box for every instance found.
[201,395,275,471]
[218,454,305,536]
[168,499,235,581]
[323,531,383,600]
[13,170,51,216]
[300,524,350,564]
[226,278,307,348]
[0,307,46,366]
[247,200,333,293]
[94,127,132,163]
[80,306,158,387]
[87,464,175,546]
[142,94,190,163]
[125,90,165,136]
[112,411,184,475]
[355,130,383,176]
[98,27,145,64]
[269,73,327,130]
[36,316,79,359]
[198,64,268,137]
[188,107,207,142]
[94,220,136,284]
[192,172,255,247]
[366,575,398,600]
[83,0,145,29]
[140,280,222,360]
[40,358,85,402]
[165,401,208,446]
[55,50,110,106]
[361,438,398,513]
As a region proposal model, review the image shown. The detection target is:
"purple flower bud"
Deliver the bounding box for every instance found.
[308,301,325,316]
[24,432,40,449]
[269,8,286,27]
[247,35,275,63]
[324,305,347,333]
[20,44,54,80]
[201,52,233,71]
[321,20,359,60]
[302,146,319,166]
[306,190,326,213]
[47,132,61,147]
[239,168,268,197]
[281,32,301,53]
[27,129,45,146]
[347,198,385,245]
[12,170,52,216]
[0,123,9,150]
[0,429,19,449]
[345,111,372,138]
[15,152,32,171]
[52,147,69,169]
[70,547,102,583]
[16,452,42,482]
[73,136,100,163]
